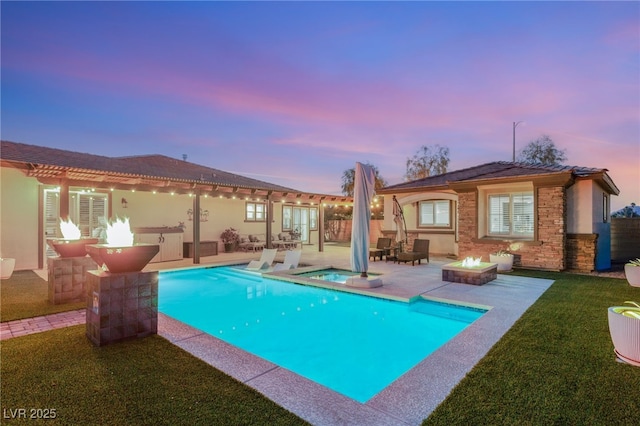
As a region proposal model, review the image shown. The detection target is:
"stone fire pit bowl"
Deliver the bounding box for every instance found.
[47,238,100,258]
[86,243,159,274]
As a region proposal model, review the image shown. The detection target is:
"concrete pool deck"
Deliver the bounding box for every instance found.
[153,245,554,425]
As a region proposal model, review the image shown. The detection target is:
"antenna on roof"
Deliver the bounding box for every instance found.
[182,154,187,161]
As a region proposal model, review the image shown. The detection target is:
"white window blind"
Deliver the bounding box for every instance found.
[488,193,533,237]
[419,200,450,227]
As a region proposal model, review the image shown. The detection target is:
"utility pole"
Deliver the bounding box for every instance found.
[513,121,524,162]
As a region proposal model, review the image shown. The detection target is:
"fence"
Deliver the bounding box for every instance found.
[325,220,383,244]
[611,218,640,262]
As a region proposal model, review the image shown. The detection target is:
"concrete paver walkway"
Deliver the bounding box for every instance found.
[0,309,85,340]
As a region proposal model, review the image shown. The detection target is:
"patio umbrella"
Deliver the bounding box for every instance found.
[392,195,407,245]
[350,162,376,278]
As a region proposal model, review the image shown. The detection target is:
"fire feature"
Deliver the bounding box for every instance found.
[442,259,498,285]
[47,219,98,258]
[85,217,159,273]
[85,216,160,346]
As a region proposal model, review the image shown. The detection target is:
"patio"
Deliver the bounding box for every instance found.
[12,243,553,425]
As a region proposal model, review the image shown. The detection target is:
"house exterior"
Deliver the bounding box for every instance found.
[377,162,620,272]
[0,140,351,271]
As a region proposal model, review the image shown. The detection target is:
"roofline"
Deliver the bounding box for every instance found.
[0,143,353,205]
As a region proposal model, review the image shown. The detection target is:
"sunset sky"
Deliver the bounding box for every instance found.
[2,1,638,210]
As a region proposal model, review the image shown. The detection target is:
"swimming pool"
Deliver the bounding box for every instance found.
[159,266,485,403]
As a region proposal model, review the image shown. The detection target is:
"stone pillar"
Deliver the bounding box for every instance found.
[85,270,158,346]
[47,257,97,304]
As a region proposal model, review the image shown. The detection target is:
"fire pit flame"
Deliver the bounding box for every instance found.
[462,256,482,268]
[86,217,159,273]
[60,218,81,240]
[47,218,98,258]
[105,217,134,247]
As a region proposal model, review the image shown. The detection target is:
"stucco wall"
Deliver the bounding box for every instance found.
[0,167,40,270]
[383,191,458,256]
[106,190,314,249]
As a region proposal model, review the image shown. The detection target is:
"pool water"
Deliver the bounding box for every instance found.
[159,266,485,403]
[296,268,379,284]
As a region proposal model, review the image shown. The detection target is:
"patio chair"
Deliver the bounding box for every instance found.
[246,248,278,270]
[369,237,392,261]
[273,249,302,271]
[272,233,293,250]
[397,239,430,266]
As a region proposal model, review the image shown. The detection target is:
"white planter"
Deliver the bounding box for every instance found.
[608,306,640,366]
[0,258,15,279]
[489,254,514,272]
[624,265,640,287]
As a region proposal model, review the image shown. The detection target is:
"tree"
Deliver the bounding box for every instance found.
[340,162,388,197]
[404,144,450,181]
[517,135,567,165]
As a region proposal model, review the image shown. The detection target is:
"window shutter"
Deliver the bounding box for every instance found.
[435,201,450,226]
[489,195,510,234]
[512,193,533,235]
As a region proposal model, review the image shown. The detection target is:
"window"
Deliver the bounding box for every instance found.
[603,194,608,223]
[419,200,450,227]
[245,202,266,222]
[488,192,533,237]
[310,207,318,230]
[282,205,292,230]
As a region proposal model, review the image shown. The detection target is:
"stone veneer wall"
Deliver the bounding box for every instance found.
[86,270,158,346]
[566,234,597,273]
[47,257,97,304]
[457,186,567,271]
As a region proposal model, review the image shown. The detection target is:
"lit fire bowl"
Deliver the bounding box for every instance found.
[442,261,498,285]
[47,238,99,258]
[86,244,159,274]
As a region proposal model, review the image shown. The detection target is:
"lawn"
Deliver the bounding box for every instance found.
[424,270,640,425]
[0,271,84,322]
[1,270,639,424]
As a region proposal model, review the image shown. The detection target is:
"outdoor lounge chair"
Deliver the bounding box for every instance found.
[397,239,430,266]
[369,237,392,261]
[239,235,265,252]
[272,233,293,250]
[273,249,302,271]
[246,248,278,270]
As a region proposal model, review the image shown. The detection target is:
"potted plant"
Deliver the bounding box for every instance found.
[489,249,514,272]
[608,301,640,366]
[1,257,15,280]
[624,258,640,287]
[220,228,239,253]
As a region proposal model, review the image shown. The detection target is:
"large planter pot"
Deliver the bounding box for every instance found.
[624,265,640,287]
[224,243,234,253]
[1,258,16,279]
[489,254,514,272]
[608,306,640,367]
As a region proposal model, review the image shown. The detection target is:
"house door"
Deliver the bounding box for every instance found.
[43,188,108,264]
[292,207,309,243]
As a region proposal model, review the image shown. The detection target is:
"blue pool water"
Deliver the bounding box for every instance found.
[159,266,485,402]
[297,268,379,284]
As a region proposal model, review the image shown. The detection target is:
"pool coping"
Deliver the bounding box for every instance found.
[157,265,553,426]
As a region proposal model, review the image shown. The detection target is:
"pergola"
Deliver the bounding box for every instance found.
[1,140,353,264]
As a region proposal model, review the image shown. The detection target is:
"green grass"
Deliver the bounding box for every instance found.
[424,271,640,425]
[1,271,84,322]
[0,325,308,425]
